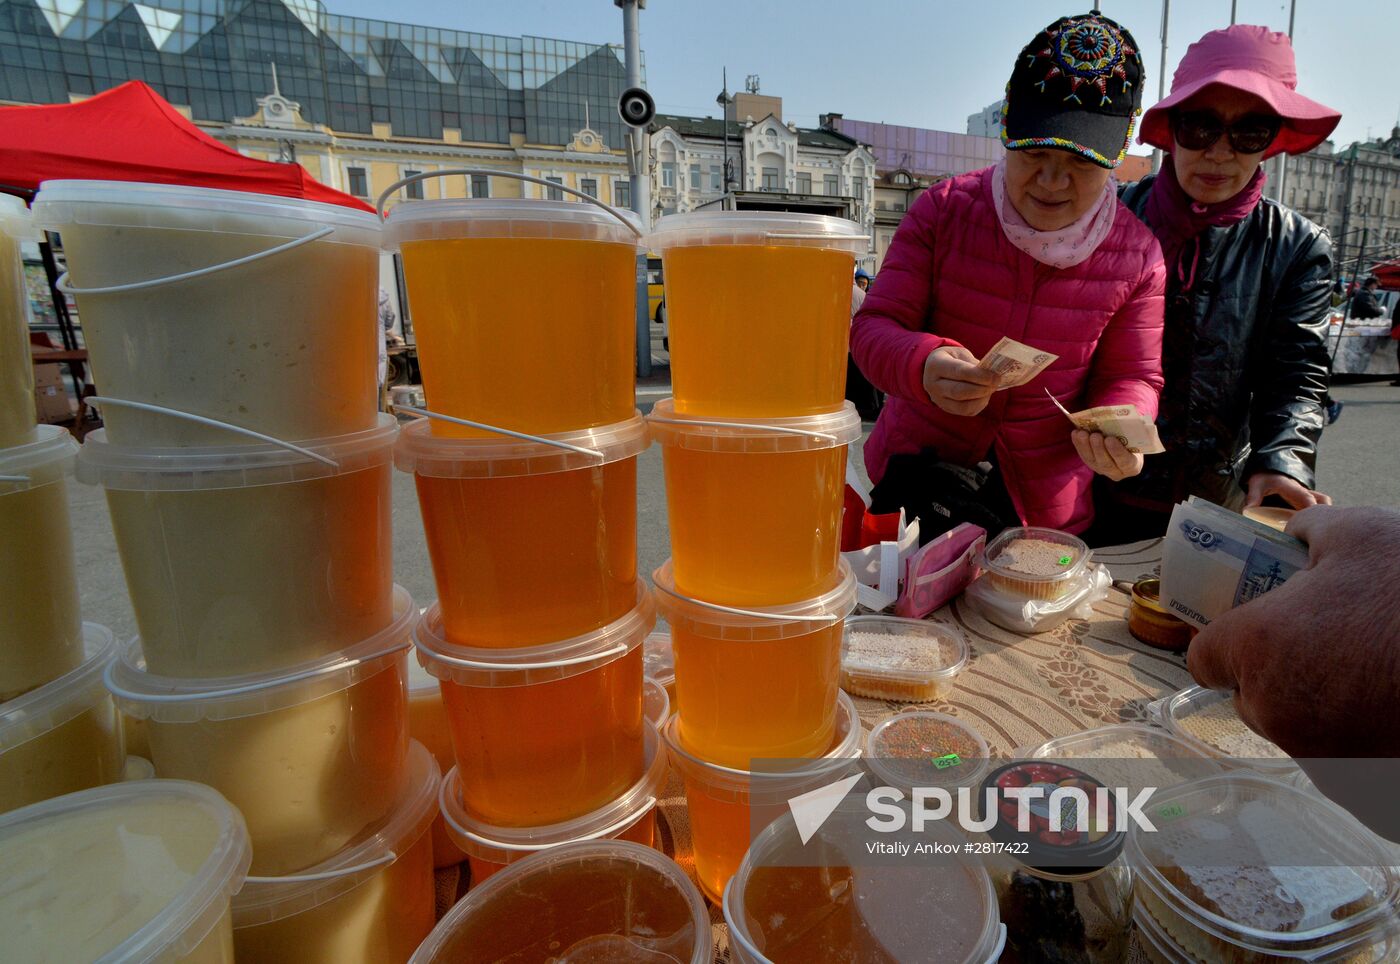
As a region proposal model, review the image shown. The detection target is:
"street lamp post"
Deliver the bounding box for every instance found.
[614,0,650,376]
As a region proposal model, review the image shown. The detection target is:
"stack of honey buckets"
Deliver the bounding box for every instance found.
[645,211,867,903]
[27,181,439,963]
[380,178,669,888]
[0,196,124,816]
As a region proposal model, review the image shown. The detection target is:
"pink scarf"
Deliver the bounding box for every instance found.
[990,158,1117,269]
[1144,155,1266,291]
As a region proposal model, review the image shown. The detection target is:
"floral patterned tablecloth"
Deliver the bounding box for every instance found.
[437,538,1185,962]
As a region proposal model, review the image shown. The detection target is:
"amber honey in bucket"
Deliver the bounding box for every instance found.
[651,401,860,606]
[654,560,855,768]
[649,212,866,417]
[385,200,640,437]
[396,415,645,649]
[414,597,650,828]
[0,197,36,448]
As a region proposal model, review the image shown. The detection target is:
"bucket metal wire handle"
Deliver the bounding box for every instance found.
[763,231,871,242]
[56,226,336,296]
[442,796,657,852]
[645,414,838,444]
[84,397,341,469]
[0,474,27,482]
[420,641,629,672]
[103,639,412,704]
[375,169,644,240]
[651,580,842,624]
[397,406,606,461]
[243,851,397,884]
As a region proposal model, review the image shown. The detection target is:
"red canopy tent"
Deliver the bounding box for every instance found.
[0,80,371,211]
[1372,259,1400,292]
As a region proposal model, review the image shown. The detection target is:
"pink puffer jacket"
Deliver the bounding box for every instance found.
[852,166,1166,534]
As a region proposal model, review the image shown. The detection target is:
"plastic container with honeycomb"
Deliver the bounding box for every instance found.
[839,615,969,702]
[979,527,1090,601]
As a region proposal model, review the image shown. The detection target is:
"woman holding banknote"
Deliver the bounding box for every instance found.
[1089,25,1340,543]
[852,12,1166,540]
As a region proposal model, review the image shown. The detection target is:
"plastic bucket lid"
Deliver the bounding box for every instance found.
[393,412,647,479]
[724,799,1004,964]
[32,180,381,248]
[663,690,863,798]
[646,398,862,454]
[865,711,991,791]
[408,839,711,964]
[0,424,78,494]
[414,586,654,688]
[652,559,856,642]
[106,585,414,722]
[0,194,37,241]
[0,622,115,753]
[382,197,642,250]
[76,414,398,492]
[0,778,252,963]
[649,209,867,254]
[1126,771,1400,958]
[230,739,438,926]
[642,677,669,730]
[439,723,666,866]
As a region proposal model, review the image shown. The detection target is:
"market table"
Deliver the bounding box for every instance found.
[434,537,1186,962]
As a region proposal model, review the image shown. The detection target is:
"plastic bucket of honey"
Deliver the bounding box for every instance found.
[653,560,856,768]
[231,741,439,964]
[647,400,861,606]
[0,195,37,448]
[383,198,642,436]
[105,587,415,877]
[648,211,867,417]
[409,840,710,964]
[395,413,645,648]
[32,181,382,446]
[413,590,652,828]
[77,415,397,679]
[440,721,667,885]
[663,690,863,903]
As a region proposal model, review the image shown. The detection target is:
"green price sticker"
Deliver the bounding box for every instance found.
[1058,555,1073,566]
[1157,803,1187,821]
[932,753,963,770]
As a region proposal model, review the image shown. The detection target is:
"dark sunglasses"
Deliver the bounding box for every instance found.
[1171,110,1282,155]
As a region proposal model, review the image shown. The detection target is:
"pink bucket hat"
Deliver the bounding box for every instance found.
[1139,24,1340,157]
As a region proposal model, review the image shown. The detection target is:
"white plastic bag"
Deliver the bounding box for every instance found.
[963,562,1113,635]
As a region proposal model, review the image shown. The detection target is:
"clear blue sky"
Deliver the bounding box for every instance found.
[326,0,1399,152]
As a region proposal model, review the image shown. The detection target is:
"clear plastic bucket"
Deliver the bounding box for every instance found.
[654,559,856,768]
[105,586,415,876]
[441,721,668,885]
[0,194,37,447]
[648,399,861,606]
[408,840,711,964]
[724,800,1005,964]
[232,740,440,964]
[0,622,123,814]
[32,180,383,446]
[395,414,645,648]
[648,210,866,417]
[0,779,252,963]
[77,415,397,678]
[0,425,84,701]
[643,629,676,705]
[663,690,863,903]
[414,590,652,827]
[383,199,641,437]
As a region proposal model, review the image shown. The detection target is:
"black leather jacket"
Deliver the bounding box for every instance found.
[1115,175,1332,511]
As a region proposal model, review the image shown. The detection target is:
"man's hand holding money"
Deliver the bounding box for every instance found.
[922,346,999,417]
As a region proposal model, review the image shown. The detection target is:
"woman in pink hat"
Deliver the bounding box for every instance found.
[853,12,1165,540]
[1092,24,1342,540]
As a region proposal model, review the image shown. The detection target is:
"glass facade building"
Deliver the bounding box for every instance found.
[832,117,1003,178]
[0,0,642,146]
